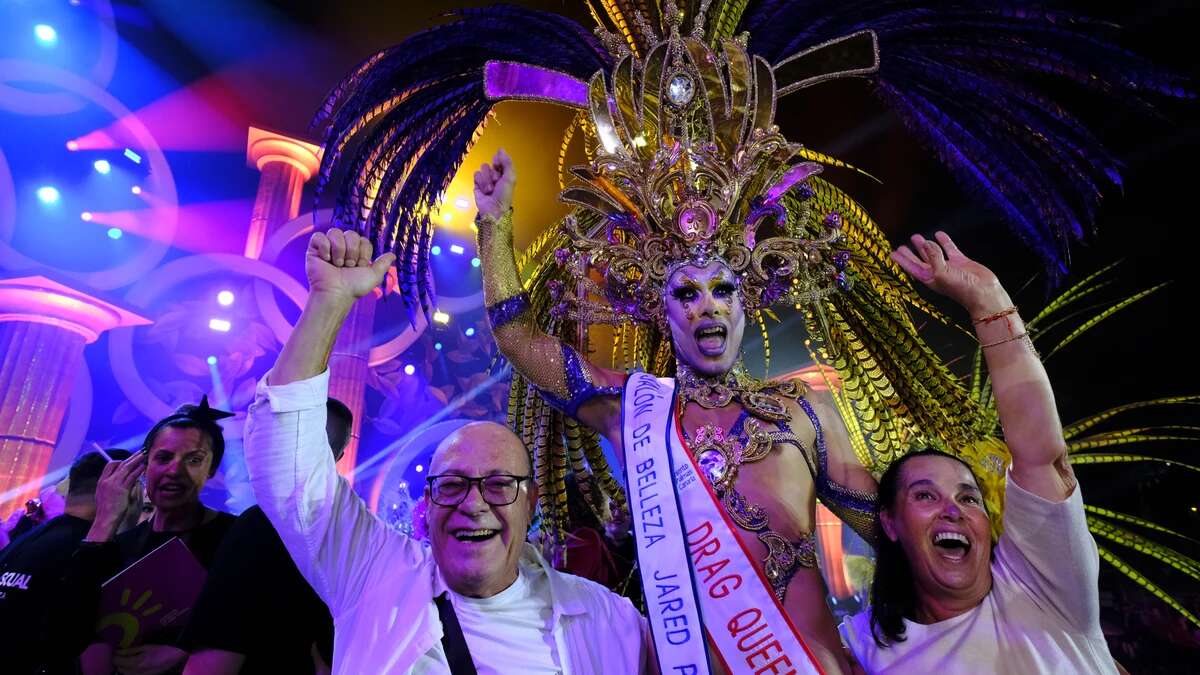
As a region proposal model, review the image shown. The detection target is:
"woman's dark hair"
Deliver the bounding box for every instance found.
[869,448,982,647]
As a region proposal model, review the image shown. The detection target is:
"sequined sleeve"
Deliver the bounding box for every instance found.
[534,343,623,417]
[478,210,620,416]
[796,398,879,546]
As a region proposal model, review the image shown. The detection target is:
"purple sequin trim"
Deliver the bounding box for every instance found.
[486,292,531,330]
[538,343,622,417]
[483,61,589,107]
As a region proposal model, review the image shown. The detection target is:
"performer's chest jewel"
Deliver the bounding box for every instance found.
[682,409,816,538]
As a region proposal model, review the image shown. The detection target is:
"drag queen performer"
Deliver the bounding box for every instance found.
[309,2,1187,673]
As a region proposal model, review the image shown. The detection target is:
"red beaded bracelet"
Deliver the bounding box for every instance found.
[972,306,1019,325]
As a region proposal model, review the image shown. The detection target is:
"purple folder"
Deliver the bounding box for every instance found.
[96,537,207,648]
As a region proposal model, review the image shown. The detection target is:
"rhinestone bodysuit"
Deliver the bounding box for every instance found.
[678,363,878,600]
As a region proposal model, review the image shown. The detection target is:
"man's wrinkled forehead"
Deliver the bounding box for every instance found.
[430,425,531,475]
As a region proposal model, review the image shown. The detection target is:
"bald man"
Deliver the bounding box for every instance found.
[243,228,651,674]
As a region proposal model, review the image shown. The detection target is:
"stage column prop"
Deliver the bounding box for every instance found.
[328,292,376,482]
[246,126,373,482]
[244,127,321,260]
[0,275,150,515]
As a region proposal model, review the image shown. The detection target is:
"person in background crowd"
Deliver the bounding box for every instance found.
[73,399,237,675]
[0,449,137,674]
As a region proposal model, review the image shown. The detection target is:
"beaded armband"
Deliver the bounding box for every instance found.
[486,292,531,330]
[536,343,621,418]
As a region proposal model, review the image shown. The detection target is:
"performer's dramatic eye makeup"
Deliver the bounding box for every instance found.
[671,282,700,303]
[711,281,737,298]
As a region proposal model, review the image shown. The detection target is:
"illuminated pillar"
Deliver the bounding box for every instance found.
[245,126,373,481]
[0,275,150,516]
[244,127,321,260]
[815,503,853,600]
[328,293,377,482]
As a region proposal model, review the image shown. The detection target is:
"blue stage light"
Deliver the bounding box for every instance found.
[123,148,142,164]
[434,342,443,351]
[404,364,415,376]
[465,327,476,337]
[34,25,58,47]
[107,228,123,239]
[36,186,60,204]
[206,355,218,366]
[93,159,112,175]
[431,245,442,256]
[471,257,481,268]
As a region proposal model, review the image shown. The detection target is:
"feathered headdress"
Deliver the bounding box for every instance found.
[552,8,858,326]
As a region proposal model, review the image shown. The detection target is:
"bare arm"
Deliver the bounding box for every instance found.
[892,232,1073,501]
[475,149,623,440]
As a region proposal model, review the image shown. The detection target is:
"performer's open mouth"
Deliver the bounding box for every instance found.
[931,530,971,562]
[453,528,500,543]
[694,323,727,356]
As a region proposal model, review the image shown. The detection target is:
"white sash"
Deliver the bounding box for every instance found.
[623,373,712,675]
[623,371,825,675]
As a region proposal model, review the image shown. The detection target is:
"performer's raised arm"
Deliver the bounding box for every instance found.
[474,149,624,437]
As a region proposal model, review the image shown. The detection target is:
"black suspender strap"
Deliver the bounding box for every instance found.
[434,592,479,675]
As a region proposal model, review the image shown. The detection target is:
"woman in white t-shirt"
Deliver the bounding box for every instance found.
[839,232,1122,675]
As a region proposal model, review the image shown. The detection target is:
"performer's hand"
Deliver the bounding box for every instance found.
[891,231,1009,314]
[85,451,146,543]
[474,148,516,228]
[305,228,396,306]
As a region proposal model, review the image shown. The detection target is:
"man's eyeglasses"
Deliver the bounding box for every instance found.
[426,474,531,507]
